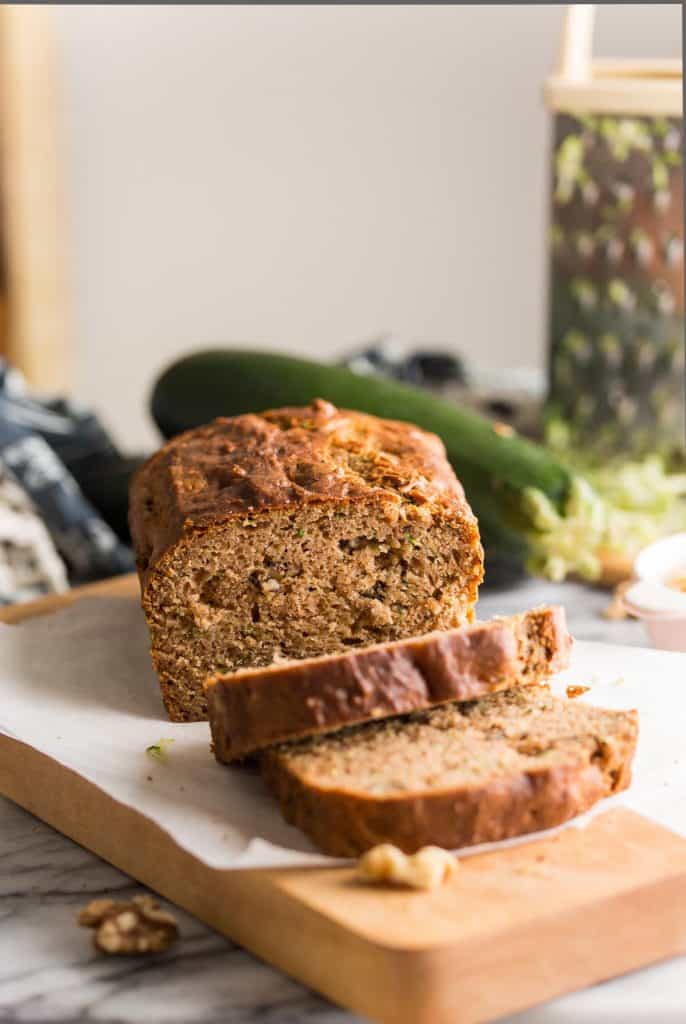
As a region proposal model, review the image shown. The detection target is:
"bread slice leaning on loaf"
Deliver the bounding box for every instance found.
[129,400,483,721]
[261,687,638,856]
[206,605,571,761]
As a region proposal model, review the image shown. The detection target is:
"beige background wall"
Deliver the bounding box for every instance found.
[52,4,681,449]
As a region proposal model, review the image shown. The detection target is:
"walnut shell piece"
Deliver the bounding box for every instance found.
[77,894,179,955]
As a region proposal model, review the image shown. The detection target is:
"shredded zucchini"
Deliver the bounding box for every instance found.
[534,421,686,579]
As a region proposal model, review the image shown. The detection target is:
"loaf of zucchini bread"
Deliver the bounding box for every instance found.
[261,686,638,856]
[129,400,483,721]
[206,605,571,761]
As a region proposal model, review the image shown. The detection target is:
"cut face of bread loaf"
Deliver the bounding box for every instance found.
[206,606,571,761]
[261,687,638,856]
[129,400,483,721]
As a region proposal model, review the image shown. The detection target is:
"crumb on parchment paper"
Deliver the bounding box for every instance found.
[146,738,175,761]
[566,685,591,699]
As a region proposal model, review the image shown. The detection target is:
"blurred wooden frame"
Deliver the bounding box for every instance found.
[0,5,70,390]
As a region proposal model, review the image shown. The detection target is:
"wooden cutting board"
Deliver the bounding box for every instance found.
[1,575,686,1024]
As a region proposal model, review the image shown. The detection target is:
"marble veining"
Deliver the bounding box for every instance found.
[1,581,682,1024]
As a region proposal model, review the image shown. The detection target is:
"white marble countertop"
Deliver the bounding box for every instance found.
[1,580,683,1024]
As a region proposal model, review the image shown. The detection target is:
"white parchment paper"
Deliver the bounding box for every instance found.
[0,596,684,869]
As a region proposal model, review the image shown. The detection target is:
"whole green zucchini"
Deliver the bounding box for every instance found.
[150,350,605,580]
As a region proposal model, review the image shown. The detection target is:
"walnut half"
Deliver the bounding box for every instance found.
[78,894,179,955]
[357,844,458,890]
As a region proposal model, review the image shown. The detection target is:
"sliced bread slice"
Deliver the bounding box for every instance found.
[206,606,571,761]
[260,686,638,856]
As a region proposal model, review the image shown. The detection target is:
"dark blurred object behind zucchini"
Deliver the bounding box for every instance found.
[340,338,544,439]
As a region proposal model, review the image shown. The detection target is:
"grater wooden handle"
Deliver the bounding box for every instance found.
[557,5,596,83]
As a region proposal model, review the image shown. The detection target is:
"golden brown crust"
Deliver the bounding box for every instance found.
[260,691,638,856]
[129,399,480,592]
[206,606,572,761]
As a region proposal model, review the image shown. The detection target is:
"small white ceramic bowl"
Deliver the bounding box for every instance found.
[623,533,686,652]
